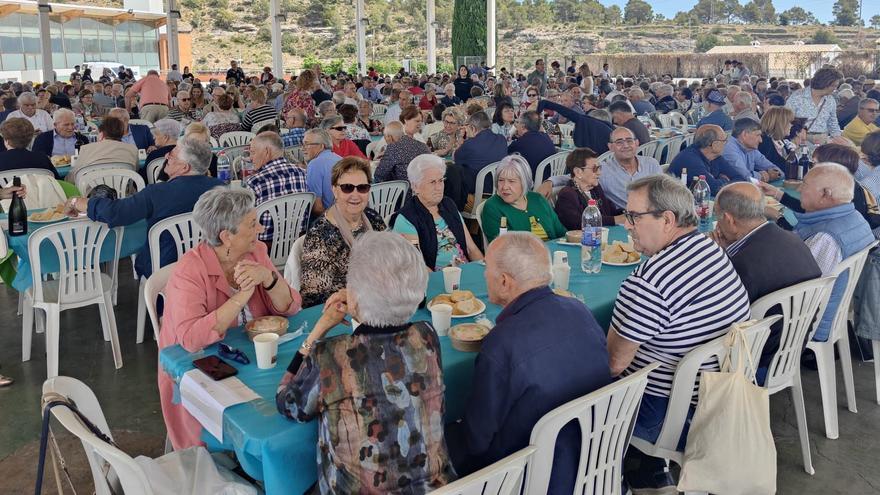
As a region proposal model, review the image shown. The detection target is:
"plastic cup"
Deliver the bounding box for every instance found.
[600,228,609,250]
[552,264,571,291]
[553,250,568,266]
[442,266,462,293]
[70,155,78,167]
[253,333,279,369]
[430,303,453,336]
[138,148,147,161]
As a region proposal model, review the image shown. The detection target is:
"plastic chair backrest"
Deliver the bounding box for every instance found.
[0,227,6,258]
[828,241,878,342]
[148,213,203,275]
[366,138,386,160]
[660,163,670,174]
[144,262,177,341]
[664,136,686,163]
[464,161,499,219]
[598,151,614,167]
[668,112,688,131]
[533,151,571,189]
[256,192,315,269]
[283,235,306,290]
[28,220,120,305]
[128,119,153,128]
[751,276,836,392]
[0,168,55,187]
[43,376,153,495]
[429,446,535,495]
[251,119,277,134]
[209,136,220,149]
[74,163,136,182]
[372,103,388,117]
[558,122,574,141]
[474,200,489,247]
[369,180,409,225]
[422,121,443,140]
[285,146,304,164]
[636,141,659,159]
[219,131,255,148]
[657,113,673,129]
[524,364,658,495]
[145,157,165,184]
[77,168,145,198]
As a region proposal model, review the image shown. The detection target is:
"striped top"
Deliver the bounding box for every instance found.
[611,231,751,399]
[241,104,278,132]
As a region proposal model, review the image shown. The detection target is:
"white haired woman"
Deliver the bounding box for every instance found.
[393,154,483,270]
[480,155,566,243]
[277,231,457,493]
[356,99,383,135]
[159,187,301,449]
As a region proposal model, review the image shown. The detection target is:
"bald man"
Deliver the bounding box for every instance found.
[446,232,610,495]
[108,107,155,151]
[710,182,821,381]
[667,124,739,193]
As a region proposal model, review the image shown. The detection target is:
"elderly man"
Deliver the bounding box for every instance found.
[375,120,430,183]
[67,137,222,278]
[842,98,880,146]
[302,128,342,215]
[721,118,784,183]
[599,127,662,209]
[280,108,308,148]
[167,90,197,124]
[32,108,89,157]
[453,111,508,195]
[710,182,821,380]
[696,89,732,132]
[440,84,461,107]
[527,59,548,96]
[790,164,875,342]
[357,77,382,103]
[241,89,277,132]
[667,124,737,193]
[383,89,411,126]
[537,97,614,153]
[731,91,759,122]
[446,232,610,494]
[226,60,246,86]
[126,70,171,123]
[7,92,53,133]
[144,118,182,168]
[245,131,308,244]
[609,100,650,146]
[507,110,556,177]
[107,108,154,151]
[653,84,677,114]
[67,116,138,183]
[608,174,751,492]
[629,88,655,116]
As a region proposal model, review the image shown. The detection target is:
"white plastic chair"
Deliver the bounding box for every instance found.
[429,446,535,495]
[421,121,443,140]
[285,146,304,164]
[636,141,659,159]
[144,262,177,343]
[558,122,574,147]
[524,364,659,495]
[74,163,138,185]
[806,241,878,439]
[209,136,220,149]
[283,235,306,291]
[654,135,686,164]
[128,118,153,128]
[371,103,388,118]
[533,151,570,189]
[219,131,255,149]
[250,118,277,134]
[22,221,124,378]
[598,151,614,168]
[135,213,203,344]
[77,168,146,199]
[656,113,673,129]
[256,192,314,271]
[146,157,166,184]
[366,138,386,160]
[462,162,499,221]
[0,168,55,187]
[660,163,671,174]
[369,180,409,225]
[474,201,489,248]
[751,276,836,475]
[629,316,780,467]
[668,111,689,131]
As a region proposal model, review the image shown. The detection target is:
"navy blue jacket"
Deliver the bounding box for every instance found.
[508,130,557,180]
[32,130,90,157]
[667,144,730,194]
[537,100,614,154]
[127,124,155,150]
[454,129,508,194]
[87,175,223,277]
[446,286,611,495]
[0,148,60,178]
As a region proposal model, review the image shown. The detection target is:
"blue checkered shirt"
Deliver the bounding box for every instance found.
[281,127,306,148]
[245,157,308,241]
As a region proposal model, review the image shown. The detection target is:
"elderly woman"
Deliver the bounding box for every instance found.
[337,103,370,142]
[72,89,104,120]
[282,69,318,122]
[202,94,241,139]
[480,155,566,243]
[277,231,456,493]
[393,154,483,270]
[0,118,58,177]
[440,83,462,108]
[159,187,301,449]
[428,107,464,158]
[375,107,431,182]
[554,148,623,230]
[490,102,516,143]
[321,115,367,159]
[300,157,386,307]
[419,84,439,111]
[356,100,383,135]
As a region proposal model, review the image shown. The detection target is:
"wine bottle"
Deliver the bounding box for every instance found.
[8,176,27,237]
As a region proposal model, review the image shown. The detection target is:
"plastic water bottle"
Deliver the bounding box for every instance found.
[680,167,688,186]
[580,199,602,274]
[692,175,711,232]
[217,151,231,184]
[75,114,85,132]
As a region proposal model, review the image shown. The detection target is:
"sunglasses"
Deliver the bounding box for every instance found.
[179,98,190,101]
[338,183,371,194]
[527,93,538,97]
[330,126,347,131]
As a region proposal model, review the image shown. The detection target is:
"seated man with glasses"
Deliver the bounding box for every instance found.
[608,174,751,492]
[302,128,343,216]
[507,110,557,178]
[167,90,197,124]
[721,118,785,183]
[842,98,880,146]
[598,127,663,209]
[667,124,736,193]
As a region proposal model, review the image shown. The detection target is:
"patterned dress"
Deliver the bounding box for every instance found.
[276,322,457,493]
[283,90,317,122]
[299,208,386,308]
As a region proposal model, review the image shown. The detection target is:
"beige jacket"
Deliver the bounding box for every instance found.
[67,140,138,184]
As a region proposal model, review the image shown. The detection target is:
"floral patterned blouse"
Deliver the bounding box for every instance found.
[299,208,386,308]
[283,90,317,122]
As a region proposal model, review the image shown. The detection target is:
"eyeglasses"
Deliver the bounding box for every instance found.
[338,183,371,194]
[303,142,323,147]
[611,138,636,146]
[864,108,880,114]
[444,120,458,125]
[578,164,602,173]
[218,343,250,365]
[623,209,664,224]
[330,126,347,131]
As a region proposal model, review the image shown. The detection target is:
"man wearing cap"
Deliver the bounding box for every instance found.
[697,89,733,132]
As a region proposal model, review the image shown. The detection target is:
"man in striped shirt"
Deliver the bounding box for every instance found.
[241,89,278,132]
[607,174,751,493]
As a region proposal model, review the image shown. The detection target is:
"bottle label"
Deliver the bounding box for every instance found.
[581,227,601,246]
[11,221,26,235]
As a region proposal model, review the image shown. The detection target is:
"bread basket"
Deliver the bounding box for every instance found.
[245,316,289,341]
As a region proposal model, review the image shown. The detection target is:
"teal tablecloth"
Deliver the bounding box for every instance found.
[56,158,147,179]
[158,227,638,495]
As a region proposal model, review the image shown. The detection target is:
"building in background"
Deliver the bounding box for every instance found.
[706,43,842,79]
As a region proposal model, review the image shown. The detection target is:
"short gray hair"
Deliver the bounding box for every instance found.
[153,118,182,141]
[52,107,75,121]
[319,115,343,129]
[627,174,697,228]
[317,100,336,115]
[251,131,283,153]
[590,109,612,124]
[304,128,331,148]
[733,91,753,107]
[490,231,552,286]
[810,162,855,203]
[714,183,766,221]
[859,98,879,110]
[17,92,36,104]
[193,186,256,247]
[467,111,491,131]
[177,136,213,175]
[495,154,533,192]
[407,154,446,188]
[441,107,464,125]
[347,231,428,326]
[384,121,404,140]
[518,110,542,133]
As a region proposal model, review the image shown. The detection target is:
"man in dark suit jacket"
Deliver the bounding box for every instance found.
[107,108,154,151]
[454,111,508,195]
[537,98,613,154]
[508,110,557,180]
[711,182,822,380]
[31,109,90,157]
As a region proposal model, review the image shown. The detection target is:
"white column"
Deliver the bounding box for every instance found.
[486,0,495,72]
[270,0,283,78]
[426,0,436,74]
[166,0,180,68]
[355,0,367,76]
[37,0,53,82]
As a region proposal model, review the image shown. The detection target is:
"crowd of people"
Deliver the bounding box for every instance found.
[3,57,880,494]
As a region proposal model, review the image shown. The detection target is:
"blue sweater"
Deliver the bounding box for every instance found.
[508,130,557,180]
[537,99,614,153]
[667,144,729,193]
[87,175,223,277]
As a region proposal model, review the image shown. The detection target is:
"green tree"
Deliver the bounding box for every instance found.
[871,15,880,28]
[832,0,860,26]
[779,7,818,25]
[214,8,235,29]
[690,0,723,24]
[722,0,741,23]
[604,5,622,24]
[451,0,486,65]
[741,0,775,24]
[623,0,653,25]
[554,0,580,23]
[695,33,720,52]
[812,28,840,44]
[673,10,694,25]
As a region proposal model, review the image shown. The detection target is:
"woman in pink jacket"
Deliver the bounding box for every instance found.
[158,186,302,449]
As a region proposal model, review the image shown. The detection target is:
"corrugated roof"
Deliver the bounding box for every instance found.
[0,0,166,27]
[706,44,841,54]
